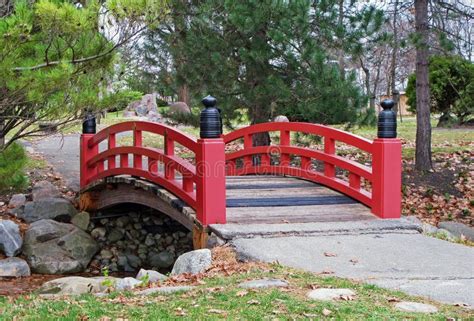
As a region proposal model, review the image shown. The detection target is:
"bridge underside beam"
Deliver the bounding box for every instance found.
[79,177,209,249]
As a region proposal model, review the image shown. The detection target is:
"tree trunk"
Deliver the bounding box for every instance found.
[177,83,190,106]
[414,0,432,171]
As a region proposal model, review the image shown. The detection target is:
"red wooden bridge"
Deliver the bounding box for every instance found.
[79,97,401,248]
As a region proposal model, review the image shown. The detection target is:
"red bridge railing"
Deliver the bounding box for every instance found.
[222,122,401,218]
[80,97,401,226]
[80,121,226,226]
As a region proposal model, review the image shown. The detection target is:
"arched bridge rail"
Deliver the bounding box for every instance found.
[80,121,226,226]
[222,122,401,217]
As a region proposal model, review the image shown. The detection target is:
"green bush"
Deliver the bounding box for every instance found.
[0,143,28,192]
[406,55,474,126]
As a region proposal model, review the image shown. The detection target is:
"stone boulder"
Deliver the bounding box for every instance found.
[438,222,474,241]
[171,249,212,275]
[0,257,31,277]
[32,181,60,201]
[71,211,90,231]
[136,268,167,283]
[19,198,77,223]
[273,115,289,122]
[169,102,191,115]
[9,194,26,208]
[22,219,99,274]
[148,251,174,269]
[38,276,114,295]
[124,93,161,121]
[0,220,22,257]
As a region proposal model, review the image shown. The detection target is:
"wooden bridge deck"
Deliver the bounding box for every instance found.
[81,175,376,231]
[225,176,375,224]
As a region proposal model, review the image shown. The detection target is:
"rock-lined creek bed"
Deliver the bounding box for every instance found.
[86,205,193,274]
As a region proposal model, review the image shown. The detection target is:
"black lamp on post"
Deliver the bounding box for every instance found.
[200,95,222,139]
[82,111,96,134]
[378,99,397,138]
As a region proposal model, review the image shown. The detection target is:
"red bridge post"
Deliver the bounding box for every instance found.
[372,100,402,218]
[80,112,98,189]
[196,96,226,225]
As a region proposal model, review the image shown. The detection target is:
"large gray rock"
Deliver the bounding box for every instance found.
[20,198,77,223]
[169,102,191,114]
[22,219,99,274]
[171,249,211,275]
[438,222,474,241]
[0,257,31,277]
[0,220,22,257]
[9,194,26,208]
[32,181,60,201]
[38,276,114,295]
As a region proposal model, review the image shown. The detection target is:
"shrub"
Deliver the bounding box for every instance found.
[0,143,28,192]
[406,55,474,126]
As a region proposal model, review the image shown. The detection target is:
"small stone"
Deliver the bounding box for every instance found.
[307,288,356,301]
[136,268,168,283]
[126,254,141,268]
[148,251,174,268]
[71,212,90,230]
[100,218,109,225]
[32,181,60,201]
[116,277,142,291]
[273,115,289,122]
[116,216,130,228]
[165,235,173,245]
[100,249,114,260]
[91,227,106,240]
[438,222,474,241]
[238,279,289,289]
[107,228,124,242]
[0,257,31,277]
[0,220,23,257]
[133,223,142,230]
[144,235,155,246]
[395,302,438,313]
[9,194,26,208]
[136,286,194,296]
[171,249,211,275]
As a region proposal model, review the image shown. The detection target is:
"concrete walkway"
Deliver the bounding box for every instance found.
[31,133,474,308]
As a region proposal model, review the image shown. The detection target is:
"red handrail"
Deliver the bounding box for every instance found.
[222,122,401,218]
[80,121,226,225]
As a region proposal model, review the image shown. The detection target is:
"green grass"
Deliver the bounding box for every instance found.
[0,265,470,320]
[348,117,473,158]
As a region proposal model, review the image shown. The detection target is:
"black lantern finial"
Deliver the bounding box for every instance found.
[377,99,396,138]
[82,111,96,134]
[200,95,222,138]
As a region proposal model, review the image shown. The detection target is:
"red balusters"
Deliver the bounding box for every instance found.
[324,137,335,178]
[133,129,142,169]
[280,130,290,166]
[164,133,175,180]
[108,133,116,170]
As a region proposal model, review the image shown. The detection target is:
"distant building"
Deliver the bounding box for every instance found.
[378,92,413,116]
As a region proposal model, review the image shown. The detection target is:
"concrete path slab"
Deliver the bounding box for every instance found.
[232,233,474,307]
